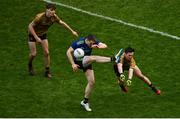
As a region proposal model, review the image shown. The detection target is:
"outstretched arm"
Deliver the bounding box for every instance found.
[125,68,134,86]
[128,68,134,80]
[58,19,78,37]
[117,63,125,81]
[128,58,136,80]
[117,63,123,74]
[91,42,107,49]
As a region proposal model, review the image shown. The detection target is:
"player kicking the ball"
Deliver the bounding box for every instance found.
[113,47,161,95]
[67,34,120,111]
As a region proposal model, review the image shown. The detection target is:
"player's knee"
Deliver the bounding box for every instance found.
[88,79,95,87]
[44,51,49,57]
[88,56,96,62]
[138,75,144,79]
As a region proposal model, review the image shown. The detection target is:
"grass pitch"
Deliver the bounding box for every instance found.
[0,0,180,117]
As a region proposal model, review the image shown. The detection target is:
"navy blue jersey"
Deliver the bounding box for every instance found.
[71,37,100,56]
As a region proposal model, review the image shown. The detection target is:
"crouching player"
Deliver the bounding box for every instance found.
[67,34,121,111]
[113,47,161,95]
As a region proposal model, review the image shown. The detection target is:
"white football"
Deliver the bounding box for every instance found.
[73,48,85,59]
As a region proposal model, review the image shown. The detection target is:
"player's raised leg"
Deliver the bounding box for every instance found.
[82,55,114,68]
[28,42,37,75]
[41,39,51,78]
[134,66,161,95]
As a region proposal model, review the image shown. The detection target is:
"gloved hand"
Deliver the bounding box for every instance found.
[120,74,125,81]
[126,79,132,86]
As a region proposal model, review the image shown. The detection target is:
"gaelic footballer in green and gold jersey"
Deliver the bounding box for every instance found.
[114,47,161,95]
[28,3,78,78]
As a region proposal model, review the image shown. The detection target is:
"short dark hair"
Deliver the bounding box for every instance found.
[46,3,56,10]
[86,34,96,42]
[125,47,135,53]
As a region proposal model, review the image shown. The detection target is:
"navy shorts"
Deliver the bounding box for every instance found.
[28,34,47,42]
[75,60,92,72]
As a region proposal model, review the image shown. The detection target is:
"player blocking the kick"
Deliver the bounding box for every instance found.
[113,47,161,95]
[67,34,121,111]
[28,3,78,78]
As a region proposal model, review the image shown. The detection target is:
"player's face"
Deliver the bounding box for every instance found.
[124,52,134,61]
[89,40,96,48]
[86,39,95,48]
[46,8,55,18]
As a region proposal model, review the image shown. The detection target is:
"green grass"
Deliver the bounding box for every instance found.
[0,0,180,117]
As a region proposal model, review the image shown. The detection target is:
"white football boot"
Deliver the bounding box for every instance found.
[80,100,92,112]
[115,48,124,63]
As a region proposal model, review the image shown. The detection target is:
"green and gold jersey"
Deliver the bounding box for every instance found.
[30,12,60,36]
[119,54,136,69]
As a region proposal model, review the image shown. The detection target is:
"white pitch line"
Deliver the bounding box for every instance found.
[43,0,180,40]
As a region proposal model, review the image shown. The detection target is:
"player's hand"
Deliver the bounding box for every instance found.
[72,31,79,37]
[72,64,79,72]
[126,79,132,86]
[35,37,42,44]
[120,74,125,81]
[91,44,99,49]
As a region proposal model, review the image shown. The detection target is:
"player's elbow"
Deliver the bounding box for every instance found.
[103,44,107,48]
[66,48,72,57]
[66,49,70,56]
[99,43,107,49]
[28,24,31,30]
[59,20,65,26]
[117,63,123,67]
[28,23,34,32]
